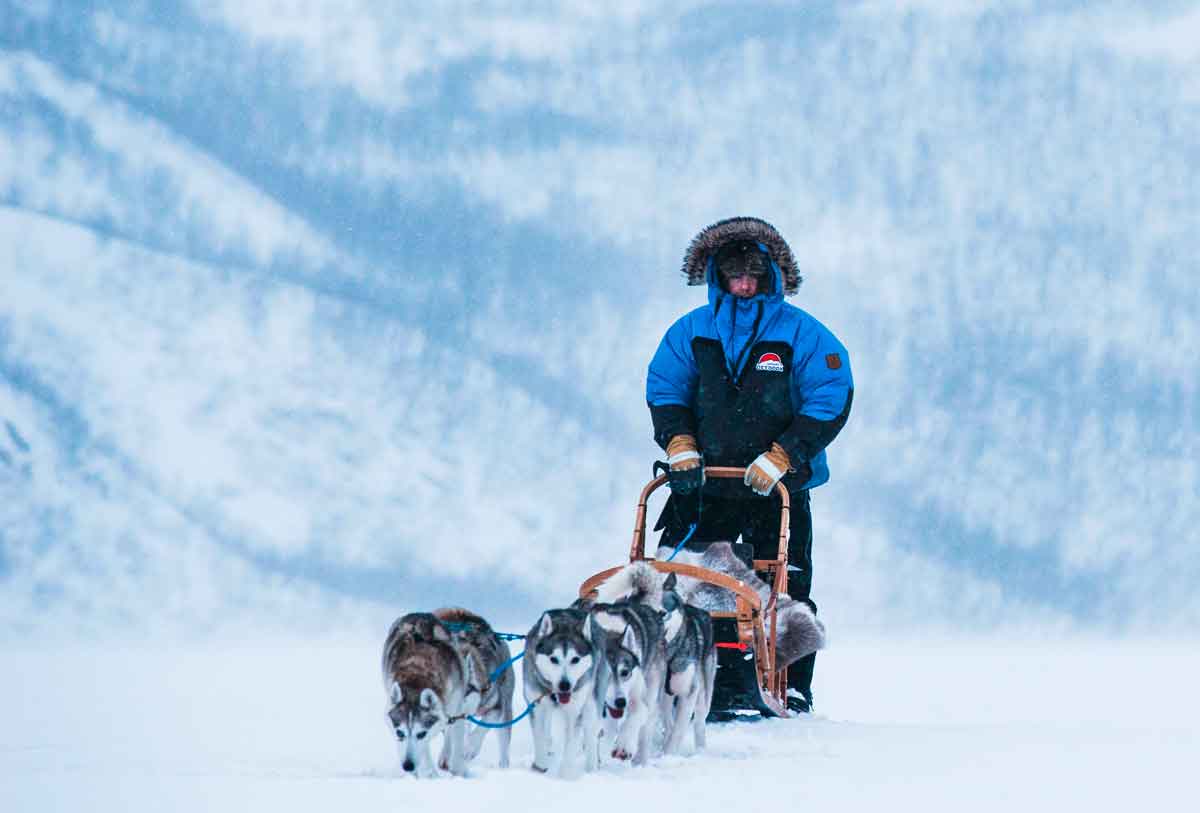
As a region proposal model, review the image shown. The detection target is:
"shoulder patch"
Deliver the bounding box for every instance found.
[755,352,785,373]
[825,353,842,370]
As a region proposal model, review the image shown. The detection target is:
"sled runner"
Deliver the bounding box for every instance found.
[578,466,791,719]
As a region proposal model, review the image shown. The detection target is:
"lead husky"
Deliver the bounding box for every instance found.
[381,612,476,778]
[522,608,606,777]
[381,607,514,777]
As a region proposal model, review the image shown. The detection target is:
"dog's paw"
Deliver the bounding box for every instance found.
[530,762,548,774]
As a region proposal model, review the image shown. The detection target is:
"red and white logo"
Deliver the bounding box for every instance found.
[755,352,785,373]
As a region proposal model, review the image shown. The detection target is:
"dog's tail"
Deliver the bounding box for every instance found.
[595,561,663,606]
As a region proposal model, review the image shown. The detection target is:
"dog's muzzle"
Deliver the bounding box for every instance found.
[606,696,627,718]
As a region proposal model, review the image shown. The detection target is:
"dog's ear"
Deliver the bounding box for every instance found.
[538,612,554,639]
[582,615,595,643]
[419,688,441,711]
[389,681,403,705]
[663,572,677,591]
[621,625,640,662]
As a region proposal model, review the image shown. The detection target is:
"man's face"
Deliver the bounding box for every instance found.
[726,274,760,298]
[716,241,769,298]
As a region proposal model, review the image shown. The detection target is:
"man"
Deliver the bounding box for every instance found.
[646,216,853,714]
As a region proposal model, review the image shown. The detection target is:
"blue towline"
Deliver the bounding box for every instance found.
[468,652,532,729]
[664,522,697,561]
[441,623,532,729]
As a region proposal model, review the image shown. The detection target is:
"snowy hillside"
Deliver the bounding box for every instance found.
[3,1,1199,642]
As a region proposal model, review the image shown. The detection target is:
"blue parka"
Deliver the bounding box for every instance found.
[646,219,853,492]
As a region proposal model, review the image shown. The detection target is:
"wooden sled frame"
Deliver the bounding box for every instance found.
[578,466,791,718]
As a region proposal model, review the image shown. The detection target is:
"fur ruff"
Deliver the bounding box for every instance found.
[657,542,827,669]
[681,216,802,296]
[594,561,667,610]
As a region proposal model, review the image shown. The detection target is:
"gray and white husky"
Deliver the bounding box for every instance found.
[593,561,716,757]
[437,607,517,769]
[591,561,691,763]
[522,608,606,777]
[586,598,668,765]
[381,612,476,778]
[381,607,514,777]
[659,588,716,754]
[656,541,827,671]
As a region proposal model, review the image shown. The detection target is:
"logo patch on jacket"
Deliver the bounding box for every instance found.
[755,352,785,373]
[825,353,842,370]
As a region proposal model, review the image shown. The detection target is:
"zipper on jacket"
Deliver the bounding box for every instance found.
[731,300,764,386]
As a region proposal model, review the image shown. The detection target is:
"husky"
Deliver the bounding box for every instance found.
[436,607,517,770]
[659,590,716,755]
[590,561,687,763]
[381,611,513,777]
[522,608,605,777]
[655,541,827,671]
[592,562,716,756]
[585,598,668,765]
[381,612,476,778]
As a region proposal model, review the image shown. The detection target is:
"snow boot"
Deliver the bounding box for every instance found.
[786,652,816,714]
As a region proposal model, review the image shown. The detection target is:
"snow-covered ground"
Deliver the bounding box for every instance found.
[4,636,1195,812]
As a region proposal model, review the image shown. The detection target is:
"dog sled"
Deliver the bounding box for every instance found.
[578,466,792,719]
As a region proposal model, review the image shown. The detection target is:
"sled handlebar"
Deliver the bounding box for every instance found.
[629,466,789,565]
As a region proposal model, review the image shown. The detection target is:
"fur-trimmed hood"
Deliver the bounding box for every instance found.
[681,217,802,296]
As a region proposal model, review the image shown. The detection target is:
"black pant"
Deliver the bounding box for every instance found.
[656,491,817,699]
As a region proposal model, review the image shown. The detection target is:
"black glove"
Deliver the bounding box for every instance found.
[665,434,704,494]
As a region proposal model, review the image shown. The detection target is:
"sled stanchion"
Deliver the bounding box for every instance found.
[769,478,790,698]
[630,474,668,560]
